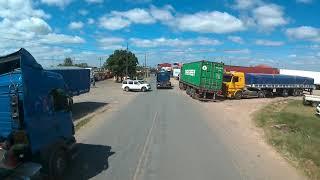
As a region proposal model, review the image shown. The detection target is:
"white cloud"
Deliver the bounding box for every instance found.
[296,0,312,4]
[69,21,84,29]
[233,0,261,10]
[130,37,221,48]
[288,54,297,58]
[111,8,155,24]
[228,36,244,44]
[41,0,73,8]
[99,16,131,30]
[98,37,125,50]
[224,49,251,54]
[79,9,89,16]
[38,33,85,44]
[255,39,284,46]
[317,52,320,57]
[125,0,151,3]
[0,0,50,19]
[252,4,288,30]
[175,11,245,33]
[85,0,103,3]
[150,5,174,22]
[87,18,95,24]
[286,26,320,42]
[15,17,52,34]
[0,0,86,62]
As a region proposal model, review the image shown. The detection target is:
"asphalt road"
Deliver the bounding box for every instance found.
[63,78,301,180]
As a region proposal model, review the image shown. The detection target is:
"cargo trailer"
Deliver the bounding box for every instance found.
[46,67,90,96]
[179,61,224,100]
[280,69,320,89]
[223,72,315,99]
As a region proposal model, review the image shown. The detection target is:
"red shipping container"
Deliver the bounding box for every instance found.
[224,65,279,74]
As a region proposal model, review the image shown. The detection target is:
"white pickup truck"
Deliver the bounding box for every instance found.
[303,94,320,107]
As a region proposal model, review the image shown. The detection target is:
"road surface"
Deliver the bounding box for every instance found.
[64,78,304,180]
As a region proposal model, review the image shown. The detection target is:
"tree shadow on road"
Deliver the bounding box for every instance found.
[72,102,108,121]
[64,143,115,180]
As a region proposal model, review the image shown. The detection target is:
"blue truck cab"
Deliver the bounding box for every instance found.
[0,49,77,179]
[156,71,172,89]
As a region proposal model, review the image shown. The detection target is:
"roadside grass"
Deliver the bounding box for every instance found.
[254,100,320,179]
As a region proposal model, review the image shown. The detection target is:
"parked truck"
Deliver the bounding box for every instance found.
[223,71,314,99]
[179,61,224,100]
[47,67,90,96]
[172,68,181,80]
[0,49,80,179]
[156,71,172,89]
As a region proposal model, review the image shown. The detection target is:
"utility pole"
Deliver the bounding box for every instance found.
[99,57,102,69]
[126,42,129,78]
[144,53,147,78]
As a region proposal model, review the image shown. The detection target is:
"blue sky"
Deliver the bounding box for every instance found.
[0,0,320,70]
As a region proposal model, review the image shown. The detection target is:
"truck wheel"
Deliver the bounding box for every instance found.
[125,87,130,92]
[49,148,67,180]
[179,83,183,90]
[258,91,265,98]
[141,87,147,92]
[282,89,289,97]
[234,91,242,100]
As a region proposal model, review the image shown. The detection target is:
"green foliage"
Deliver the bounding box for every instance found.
[58,58,90,68]
[59,57,73,66]
[104,49,138,80]
[255,100,320,179]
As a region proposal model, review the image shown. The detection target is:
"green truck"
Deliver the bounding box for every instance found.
[179,61,224,100]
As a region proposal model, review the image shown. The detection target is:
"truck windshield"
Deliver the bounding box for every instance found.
[223,75,232,82]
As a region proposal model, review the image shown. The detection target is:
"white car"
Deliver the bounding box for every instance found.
[316,104,320,116]
[122,80,151,92]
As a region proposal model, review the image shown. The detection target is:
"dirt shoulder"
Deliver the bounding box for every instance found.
[202,98,306,180]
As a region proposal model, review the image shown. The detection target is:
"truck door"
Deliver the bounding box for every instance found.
[201,62,212,89]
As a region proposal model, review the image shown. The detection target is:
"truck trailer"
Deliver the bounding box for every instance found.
[0,49,77,179]
[280,69,320,90]
[156,71,172,89]
[47,67,90,96]
[223,72,314,99]
[179,61,224,100]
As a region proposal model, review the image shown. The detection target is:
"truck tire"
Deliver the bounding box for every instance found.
[125,87,130,92]
[179,83,184,90]
[234,91,242,100]
[258,91,265,98]
[282,89,289,97]
[141,87,147,92]
[48,148,67,180]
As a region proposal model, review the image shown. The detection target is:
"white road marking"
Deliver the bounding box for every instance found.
[132,112,158,180]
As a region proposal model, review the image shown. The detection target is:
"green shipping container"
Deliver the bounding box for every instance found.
[180,61,224,92]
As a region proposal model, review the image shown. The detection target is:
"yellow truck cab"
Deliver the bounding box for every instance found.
[223,71,246,99]
[223,71,267,99]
